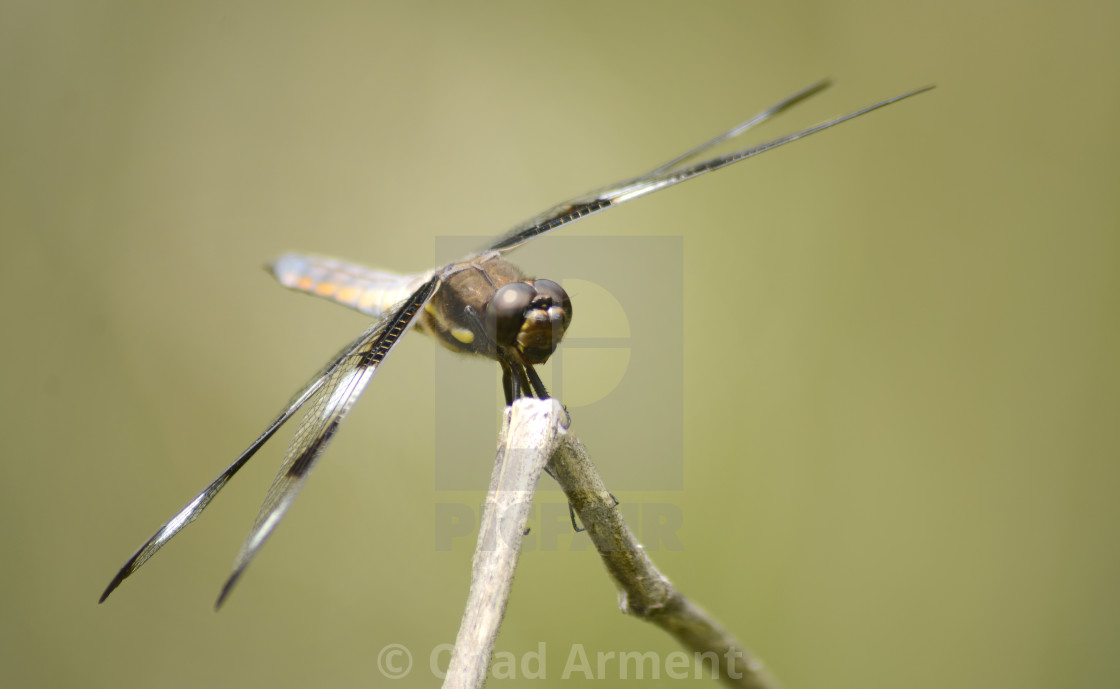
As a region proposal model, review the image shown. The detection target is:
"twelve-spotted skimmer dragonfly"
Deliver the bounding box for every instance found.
[101,80,931,608]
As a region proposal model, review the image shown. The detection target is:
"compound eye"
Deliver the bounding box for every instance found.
[531,279,573,328]
[486,282,535,346]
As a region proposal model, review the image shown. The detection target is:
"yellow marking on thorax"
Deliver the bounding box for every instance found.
[451,328,475,344]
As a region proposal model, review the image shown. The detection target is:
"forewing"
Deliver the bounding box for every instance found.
[99,317,391,603]
[487,83,932,254]
[270,252,434,320]
[214,276,439,607]
[647,79,831,175]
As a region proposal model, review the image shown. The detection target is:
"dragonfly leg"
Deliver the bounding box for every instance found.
[512,364,533,401]
[541,463,619,534]
[524,363,550,400]
[566,493,619,533]
[499,359,517,405]
[568,502,585,533]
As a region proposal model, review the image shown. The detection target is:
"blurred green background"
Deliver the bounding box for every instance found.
[2,1,1117,687]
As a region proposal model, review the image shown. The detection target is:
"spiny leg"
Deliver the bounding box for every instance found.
[524,363,550,400]
[513,364,533,402]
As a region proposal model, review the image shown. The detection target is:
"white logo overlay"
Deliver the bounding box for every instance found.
[433,235,684,492]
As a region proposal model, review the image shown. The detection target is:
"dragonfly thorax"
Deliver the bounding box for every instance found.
[419,254,571,369]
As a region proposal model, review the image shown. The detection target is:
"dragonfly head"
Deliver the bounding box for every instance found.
[485,279,572,364]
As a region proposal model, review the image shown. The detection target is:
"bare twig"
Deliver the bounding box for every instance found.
[443,399,564,689]
[548,430,782,689]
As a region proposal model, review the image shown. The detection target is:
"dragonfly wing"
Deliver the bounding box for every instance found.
[487,83,933,254]
[270,252,434,320]
[647,78,832,175]
[215,276,439,608]
[99,314,398,603]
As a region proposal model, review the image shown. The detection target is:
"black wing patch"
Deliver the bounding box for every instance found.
[98,323,385,603]
[214,276,438,608]
[99,277,438,606]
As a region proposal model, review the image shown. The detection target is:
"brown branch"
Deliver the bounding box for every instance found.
[548,420,783,689]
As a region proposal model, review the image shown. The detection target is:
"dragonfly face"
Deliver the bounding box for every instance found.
[487,277,572,365]
[100,80,932,608]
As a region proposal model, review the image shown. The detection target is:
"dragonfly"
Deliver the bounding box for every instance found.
[100,79,932,608]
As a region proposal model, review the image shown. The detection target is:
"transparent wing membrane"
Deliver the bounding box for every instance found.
[214,276,437,607]
[100,278,438,605]
[487,83,932,254]
[98,321,391,603]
